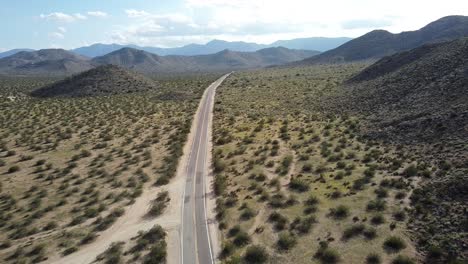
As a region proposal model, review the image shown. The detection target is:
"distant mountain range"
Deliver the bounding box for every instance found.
[72,38,351,57]
[0,47,319,76]
[0,37,351,59]
[298,15,468,64]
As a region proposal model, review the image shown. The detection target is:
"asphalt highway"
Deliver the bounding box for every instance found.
[181,73,230,264]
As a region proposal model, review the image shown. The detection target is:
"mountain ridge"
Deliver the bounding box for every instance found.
[297,15,468,64]
[0,46,319,76]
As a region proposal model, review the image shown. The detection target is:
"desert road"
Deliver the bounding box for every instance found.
[181,73,230,264]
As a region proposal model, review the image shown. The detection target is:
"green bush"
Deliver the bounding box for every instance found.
[342,224,365,239]
[233,231,250,247]
[305,195,320,206]
[371,214,385,225]
[143,241,167,264]
[289,178,309,192]
[7,165,20,173]
[392,255,415,264]
[330,205,349,219]
[302,163,313,172]
[384,236,406,252]
[367,199,386,211]
[363,227,377,240]
[244,245,268,263]
[403,165,418,177]
[320,248,341,263]
[220,241,235,259]
[277,232,297,250]
[366,253,381,264]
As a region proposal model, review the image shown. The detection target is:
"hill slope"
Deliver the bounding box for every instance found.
[335,37,468,141]
[92,47,320,73]
[299,15,468,64]
[0,49,94,76]
[31,65,158,97]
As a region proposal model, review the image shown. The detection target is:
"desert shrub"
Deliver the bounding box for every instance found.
[148,191,170,217]
[403,165,418,177]
[7,165,20,173]
[268,211,289,231]
[392,255,415,264]
[277,232,297,250]
[371,214,385,225]
[131,225,166,254]
[330,205,349,219]
[94,208,124,231]
[233,230,250,247]
[0,241,11,249]
[290,215,316,234]
[425,245,443,261]
[367,199,386,211]
[96,242,124,264]
[364,167,376,178]
[302,163,313,172]
[375,187,388,198]
[352,178,367,190]
[220,241,235,259]
[228,225,241,237]
[317,247,341,263]
[330,190,342,199]
[384,236,406,252]
[62,246,78,256]
[342,224,365,239]
[304,194,320,206]
[80,232,97,245]
[214,158,226,173]
[363,227,377,239]
[393,210,406,221]
[244,245,268,263]
[289,178,309,192]
[366,253,381,264]
[142,240,167,264]
[240,207,256,220]
[395,191,406,199]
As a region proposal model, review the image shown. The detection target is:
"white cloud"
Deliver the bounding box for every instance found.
[87,11,108,18]
[114,1,468,47]
[49,32,65,39]
[40,12,87,22]
[125,9,150,18]
[58,27,67,33]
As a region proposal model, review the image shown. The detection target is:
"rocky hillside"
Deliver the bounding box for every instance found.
[337,37,468,142]
[0,49,94,76]
[30,65,158,97]
[299,15,468,64]
[327,37,468,262]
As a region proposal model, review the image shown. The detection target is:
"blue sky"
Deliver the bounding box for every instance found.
[1,0,467,50]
